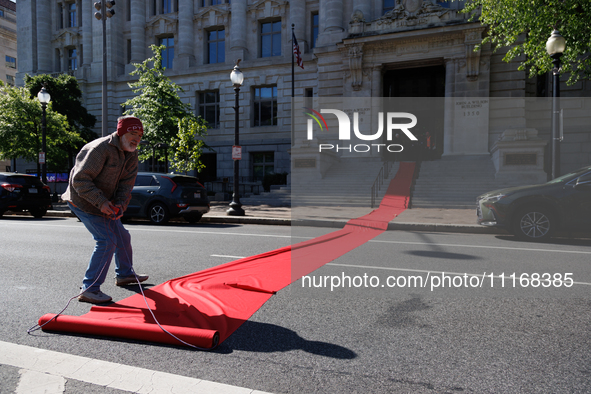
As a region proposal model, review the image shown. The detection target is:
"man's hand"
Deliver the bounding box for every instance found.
[100,201,118,217]
[113,205,124,220]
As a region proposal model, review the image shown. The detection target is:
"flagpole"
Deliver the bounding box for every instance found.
[291,24,295,147]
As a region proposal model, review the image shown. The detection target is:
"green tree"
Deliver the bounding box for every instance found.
[0,83,83,172]
[24,74,97,143]
[123,44,207,171]
[169,117,208,174]
[463,0,591,84]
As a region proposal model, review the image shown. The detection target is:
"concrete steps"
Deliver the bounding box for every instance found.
[292,158,393,207]
[240,187,292,207]
[244,155,538,210]
[410,156,526,209]
[243,157,393,207]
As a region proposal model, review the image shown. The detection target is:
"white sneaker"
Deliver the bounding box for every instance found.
[78,290,112,304]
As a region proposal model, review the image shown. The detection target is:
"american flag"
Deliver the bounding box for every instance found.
[292,31,304,69]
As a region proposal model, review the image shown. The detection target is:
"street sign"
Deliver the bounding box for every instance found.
[232,145,242,160]
[39,152,46,164]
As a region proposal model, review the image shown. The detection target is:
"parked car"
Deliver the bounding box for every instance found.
[477,165,591,241]
[123,172,210,225]
[0,172,52,218]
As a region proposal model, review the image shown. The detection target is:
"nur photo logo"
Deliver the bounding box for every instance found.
[303,108,419,154]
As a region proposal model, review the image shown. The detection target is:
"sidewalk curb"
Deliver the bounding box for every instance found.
[28,210,507,235]
[291,218,507,234]
[386,222,507,234]
[40,210,293,226]
[201,216,291,226]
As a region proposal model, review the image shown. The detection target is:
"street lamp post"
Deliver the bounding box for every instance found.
[227,60,245,216]
[37,85,51,185]
[546,29,566,180]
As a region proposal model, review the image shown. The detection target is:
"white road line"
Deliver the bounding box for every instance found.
[0,341,271,394]
[17,369,65,394]
[130,228,296,238]
[212,254,249,259]
[369,239,591,255]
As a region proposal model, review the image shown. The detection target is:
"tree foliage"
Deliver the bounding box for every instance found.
[24,74,97,144]
[463,0,591,84]
[169,117,208,175]
[0,83,84,170]
[122,45,207,171]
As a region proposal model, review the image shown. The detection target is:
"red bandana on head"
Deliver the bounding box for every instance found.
[117,117,144,137]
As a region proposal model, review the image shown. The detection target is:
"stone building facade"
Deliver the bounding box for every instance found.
[15,0,591,183]
[0,0,17,172]
[0,0,16,88]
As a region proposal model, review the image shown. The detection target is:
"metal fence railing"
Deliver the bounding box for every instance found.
[204,177,263,197]
[370,161,393,208]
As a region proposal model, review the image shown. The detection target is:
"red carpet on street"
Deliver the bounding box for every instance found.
[39,162,416,349]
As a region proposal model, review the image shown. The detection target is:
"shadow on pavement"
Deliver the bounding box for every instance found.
[408,231,482,260]
[122,220,243,229]
[218,320,357,359]
[0,216,65,222]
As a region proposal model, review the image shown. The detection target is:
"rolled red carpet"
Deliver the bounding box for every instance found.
[39,162,416,349]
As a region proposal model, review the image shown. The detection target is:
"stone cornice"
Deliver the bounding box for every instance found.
[195,9,230,40]
[145,14,178,28]
[51,29,81,46]
[340,30,466,57]
[195,3,230,26]
[145,14,178,36]
[336,23,488,90]
[247,0,288,19]
[342,22,480,47]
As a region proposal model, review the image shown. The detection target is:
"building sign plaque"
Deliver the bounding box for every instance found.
[505,153,537,165]
[294,158,316,168]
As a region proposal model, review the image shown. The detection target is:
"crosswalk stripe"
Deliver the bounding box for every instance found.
[0,341,271,394]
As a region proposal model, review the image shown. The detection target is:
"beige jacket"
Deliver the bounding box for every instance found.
[62,132,138,217]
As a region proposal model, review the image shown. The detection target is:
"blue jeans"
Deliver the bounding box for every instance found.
[68,202,134,292]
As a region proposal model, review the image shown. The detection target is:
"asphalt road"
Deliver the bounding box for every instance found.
[1,216,591,393]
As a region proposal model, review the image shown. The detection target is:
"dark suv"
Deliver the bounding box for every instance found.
[123,172,210,225]
[477,165,591,241]
[0,173,53,218]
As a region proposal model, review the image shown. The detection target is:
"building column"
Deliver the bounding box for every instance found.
[82,0,93,67]
[316,0,345,47]
[16,0,38,81]
[324,0,343,32]
[290,0,306,50]
[230,1,247,60]
[61,3,67,29]
[177,0,195,68]
[92,6,102,66]
[130,0,146,63]
[443,57,456,156]
[354,0,371,23]
[36,1,52,73]
[370,65,383,157]
[371,64,382,97]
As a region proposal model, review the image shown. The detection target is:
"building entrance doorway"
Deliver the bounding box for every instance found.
[383,64,445,161]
